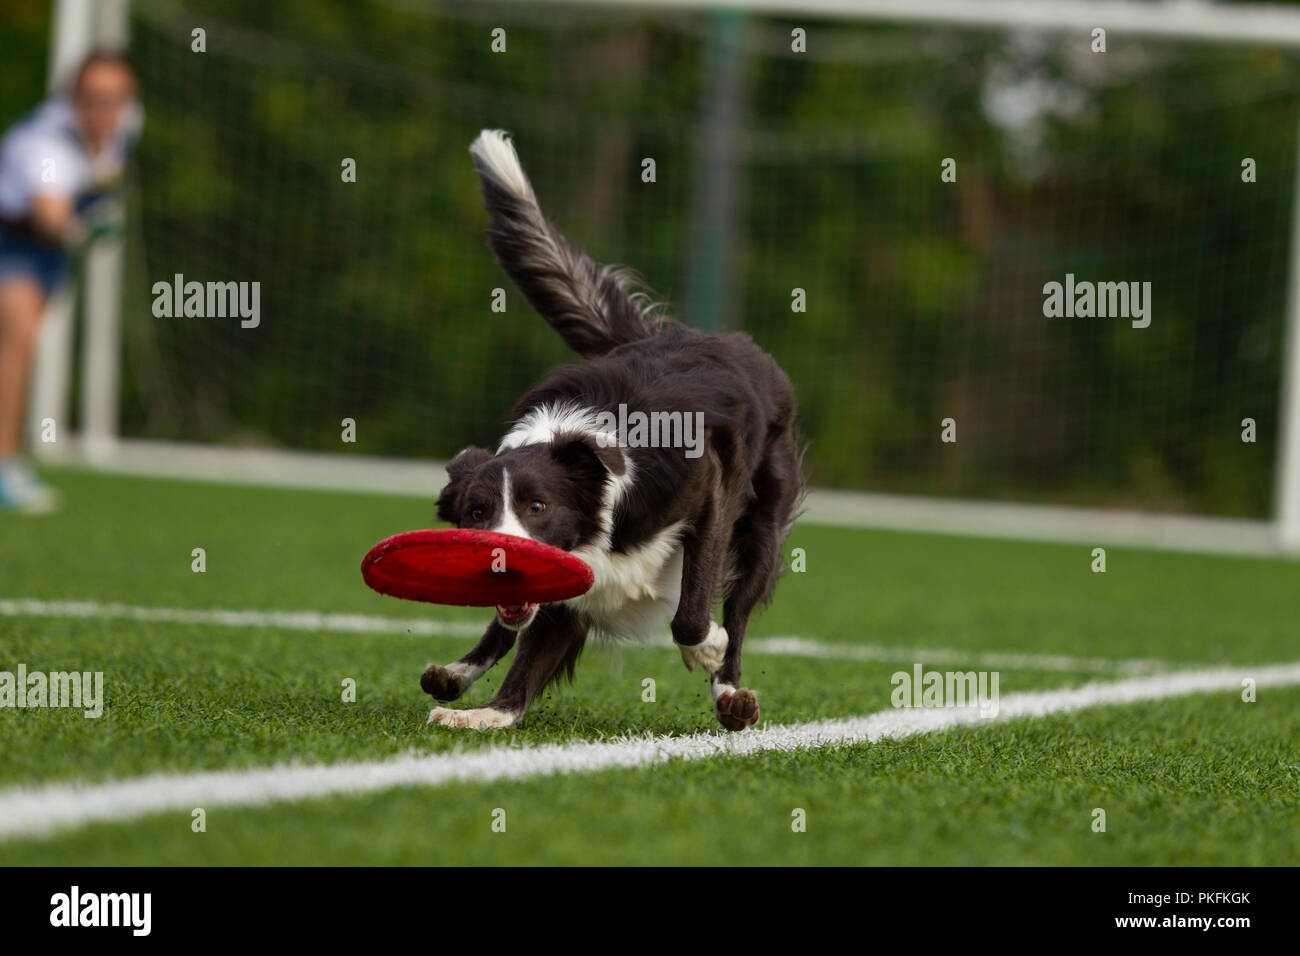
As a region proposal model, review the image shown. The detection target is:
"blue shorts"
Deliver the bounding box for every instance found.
[0,224,69,295]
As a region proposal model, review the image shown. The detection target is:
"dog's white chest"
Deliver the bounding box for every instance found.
[567,524,684,643]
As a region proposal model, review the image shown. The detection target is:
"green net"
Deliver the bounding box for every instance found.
[118,0,1300,517]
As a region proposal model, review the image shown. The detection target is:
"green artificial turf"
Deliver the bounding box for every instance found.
[0,466,1296,865]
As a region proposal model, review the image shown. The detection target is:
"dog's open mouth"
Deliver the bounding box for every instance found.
[496,602,537,628]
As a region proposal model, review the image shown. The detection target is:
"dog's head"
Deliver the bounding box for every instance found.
[435,434,627,629]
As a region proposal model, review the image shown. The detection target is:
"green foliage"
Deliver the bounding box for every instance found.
[0,0,50,120]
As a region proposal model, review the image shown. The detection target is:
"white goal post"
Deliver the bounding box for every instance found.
[30,0,1300,557]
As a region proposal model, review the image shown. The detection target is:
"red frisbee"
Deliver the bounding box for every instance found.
[360,528,595,607]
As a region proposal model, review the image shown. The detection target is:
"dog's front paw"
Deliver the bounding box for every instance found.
[420,662,467,702]
[676,622,728,675]
[714,686,759,732]
[427,706,516,730]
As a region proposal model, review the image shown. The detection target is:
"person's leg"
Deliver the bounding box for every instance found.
[0,273,60,511]
[0,275,47,458]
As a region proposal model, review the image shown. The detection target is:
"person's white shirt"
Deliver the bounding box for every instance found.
[0,96,143,220]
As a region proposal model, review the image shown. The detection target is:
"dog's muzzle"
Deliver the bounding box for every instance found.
[496,603,538,629]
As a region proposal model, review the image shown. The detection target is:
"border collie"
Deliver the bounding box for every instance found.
[421,130,803,731]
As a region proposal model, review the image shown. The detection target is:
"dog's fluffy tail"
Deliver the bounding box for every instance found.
[469,129,664,359]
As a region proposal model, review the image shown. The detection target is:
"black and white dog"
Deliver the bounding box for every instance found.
[422,130,803,731]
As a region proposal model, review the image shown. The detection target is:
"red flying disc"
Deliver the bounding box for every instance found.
[360,529,595,607]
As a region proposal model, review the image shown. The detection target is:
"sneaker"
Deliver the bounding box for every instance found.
[0,458,59,513]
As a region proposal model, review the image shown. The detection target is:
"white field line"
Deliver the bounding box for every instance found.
[1,662,1295,842]
[0,598,1182,673]
[747,636,1179,674]
[0,598,485,639]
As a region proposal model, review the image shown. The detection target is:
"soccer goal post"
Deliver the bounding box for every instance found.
[33,0,1300,557]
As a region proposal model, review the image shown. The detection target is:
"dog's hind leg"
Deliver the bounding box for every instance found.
[428,605,586,730]
[712,546,777,731]
[712,591,761,731]
[420,618,516,703]
[671,457,734,676]
[712,442,801,731]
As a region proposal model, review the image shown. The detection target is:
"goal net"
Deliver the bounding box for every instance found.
[93,0,1300,527]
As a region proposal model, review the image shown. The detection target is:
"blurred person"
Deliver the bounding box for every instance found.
[0,50,142,512]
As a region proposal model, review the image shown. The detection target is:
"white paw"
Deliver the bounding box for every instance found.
[676,622,728,675]
[711,681,737,701]
[427,706,516,730]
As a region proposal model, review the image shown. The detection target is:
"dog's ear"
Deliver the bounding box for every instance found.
[445,445,493,481]
[436,445,492,524]
[551,433,626,484]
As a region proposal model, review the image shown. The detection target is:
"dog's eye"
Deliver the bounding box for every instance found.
[529,501,546,515]
[470,507,485,521]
